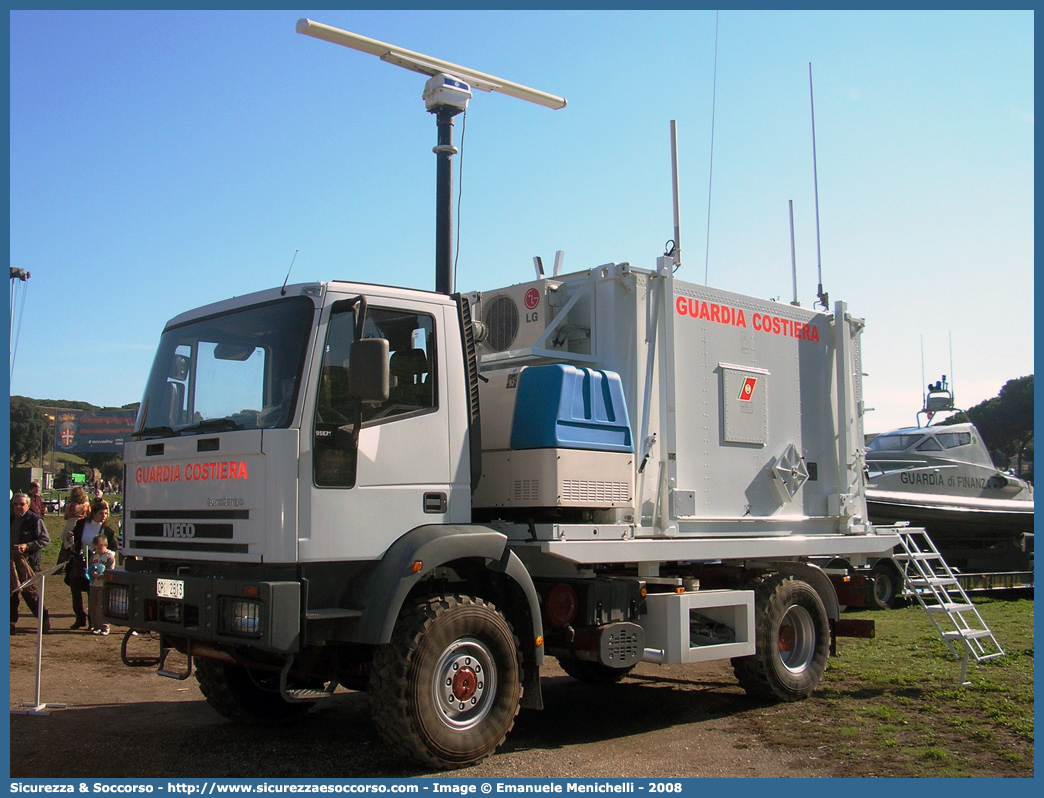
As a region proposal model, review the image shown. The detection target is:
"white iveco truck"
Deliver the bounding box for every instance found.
[106,253,898,768]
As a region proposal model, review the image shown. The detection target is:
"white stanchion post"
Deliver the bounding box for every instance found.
[11,562,67,716]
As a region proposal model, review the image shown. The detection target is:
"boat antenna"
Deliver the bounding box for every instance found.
[789,200,799,305]
[949,331,955,403]
[920,335,927,418]
[280,249,299,296]
[296,19,566,296]
[704,10,719,285]
[809,63,828,310]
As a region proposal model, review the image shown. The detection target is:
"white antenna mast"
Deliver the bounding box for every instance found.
[920,335,927,413]
[670,120,683,269]
[789,200,799,305]
[949,331,955,400]
[704,10,719,284]
[809,63,828,310]
[296,19,566,295]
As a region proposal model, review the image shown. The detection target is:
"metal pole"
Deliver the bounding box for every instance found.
[670,120,682,269]
[789,200,799,305]
[32,574,45,707]
[810,63,828,310]
[12,566,66,716]
[433,106,462,295]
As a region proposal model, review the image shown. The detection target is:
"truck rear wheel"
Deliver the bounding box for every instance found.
[369,595,522,770]
[731,574,830,702]
[871,560,901,609]
[558,657,635,684]
[194,659,316,723]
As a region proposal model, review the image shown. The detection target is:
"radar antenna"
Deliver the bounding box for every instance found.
[296,19,566,295]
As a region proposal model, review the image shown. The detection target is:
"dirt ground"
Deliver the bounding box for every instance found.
[10,584,821,779]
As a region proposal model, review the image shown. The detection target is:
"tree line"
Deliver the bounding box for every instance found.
[944,374,1034,474]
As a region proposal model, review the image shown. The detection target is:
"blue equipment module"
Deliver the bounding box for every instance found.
[509,365,633,453]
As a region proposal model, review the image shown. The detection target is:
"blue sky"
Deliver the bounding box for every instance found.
[8,9,1034,434]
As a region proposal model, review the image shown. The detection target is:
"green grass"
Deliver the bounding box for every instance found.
[747,597,1035,777]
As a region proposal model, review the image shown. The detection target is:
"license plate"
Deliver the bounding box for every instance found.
[156,578,185,600]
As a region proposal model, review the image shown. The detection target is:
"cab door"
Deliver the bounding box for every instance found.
[298,296,452,562]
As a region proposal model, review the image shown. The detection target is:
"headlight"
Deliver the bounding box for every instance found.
[220,597,262,637]
[106,586,130,619]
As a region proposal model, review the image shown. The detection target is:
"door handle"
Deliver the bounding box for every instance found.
[423,492,447,514]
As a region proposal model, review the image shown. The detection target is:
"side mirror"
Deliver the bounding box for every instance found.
[169,354,189,380]
[348,338,390,403]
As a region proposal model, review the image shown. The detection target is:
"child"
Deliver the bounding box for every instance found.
[89,533,116,635]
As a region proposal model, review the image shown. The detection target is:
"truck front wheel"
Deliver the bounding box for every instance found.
[731,574,830,702]
[194,659,316,723]
[369,595,523,769]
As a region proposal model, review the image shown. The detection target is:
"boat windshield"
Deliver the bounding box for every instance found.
[935,431,972,449]
[134,297,315,439]
[867,433,924,452]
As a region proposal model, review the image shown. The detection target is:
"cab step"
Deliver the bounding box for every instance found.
[279,654,338,703]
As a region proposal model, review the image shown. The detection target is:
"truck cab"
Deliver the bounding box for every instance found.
[112,280,540,667]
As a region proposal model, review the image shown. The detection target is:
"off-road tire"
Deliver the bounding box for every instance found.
[194,659,315,723]
[558,657,635,684]
[731,573,830,702]
[871,560,901,610]
[369,595,522,770]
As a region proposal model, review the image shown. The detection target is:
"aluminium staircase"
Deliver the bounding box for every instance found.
[893,528,1005,686]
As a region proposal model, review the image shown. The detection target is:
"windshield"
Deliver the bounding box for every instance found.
[867,433,924,452]
[135,298,315,438]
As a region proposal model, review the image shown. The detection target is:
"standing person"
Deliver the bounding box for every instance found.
[10,492,51,634]
[88,534,116,635]
[58,487,91,565]
[27,482,45,516]
[67,499,117,630]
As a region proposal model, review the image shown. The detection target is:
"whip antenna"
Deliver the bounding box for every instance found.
[949,331,955,401]
[789,200,799,305]
[704,10,719,285]
[280,250,299,296]
[921,335,926,415]
[809,63,828,310]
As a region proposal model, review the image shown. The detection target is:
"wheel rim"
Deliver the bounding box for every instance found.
[776,604,816,673]
[431,637,498,730]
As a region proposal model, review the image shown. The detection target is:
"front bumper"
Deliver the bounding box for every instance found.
[102,570,301,654]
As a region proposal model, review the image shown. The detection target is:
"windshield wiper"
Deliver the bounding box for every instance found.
[133,425,175,440]
[177,418,244,435]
